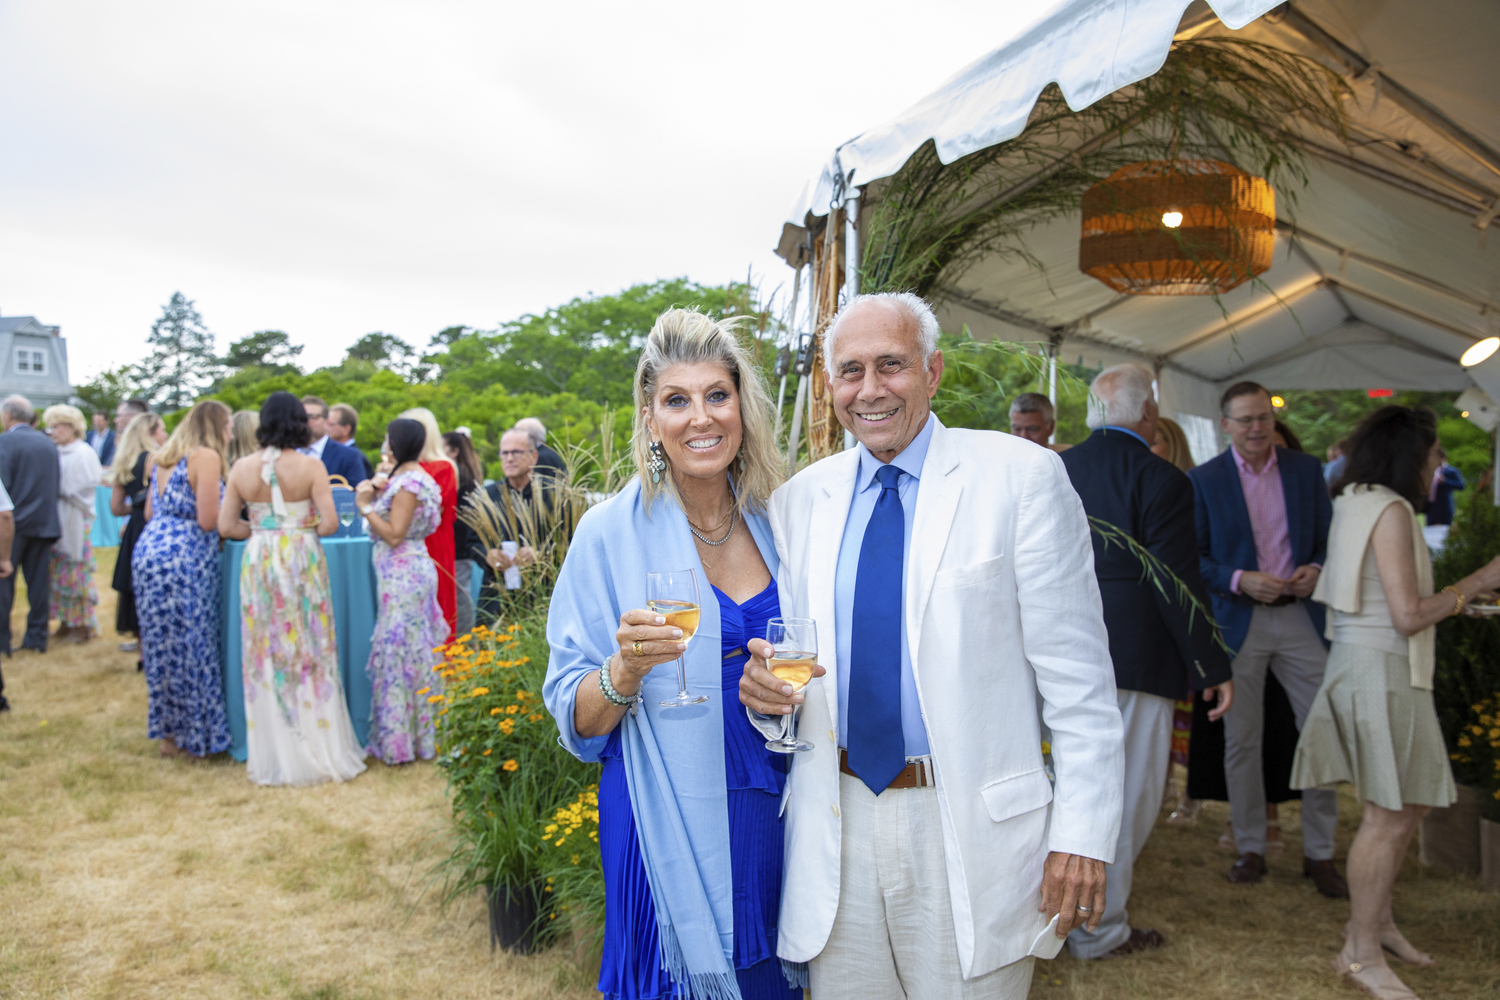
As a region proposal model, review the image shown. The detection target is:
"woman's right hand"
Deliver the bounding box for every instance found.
[1479,555,1500,593]
[611,609,688,694]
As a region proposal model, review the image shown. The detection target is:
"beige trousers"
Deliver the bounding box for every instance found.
[807,771,1036,1000]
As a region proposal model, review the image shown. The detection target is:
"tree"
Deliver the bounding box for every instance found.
[74,365,137,419]
[346,332,428,381]
[133,292,220,410]
[223,330,303,372]
[476,279,746,405]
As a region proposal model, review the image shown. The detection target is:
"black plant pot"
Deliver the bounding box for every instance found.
[487,882,538,954]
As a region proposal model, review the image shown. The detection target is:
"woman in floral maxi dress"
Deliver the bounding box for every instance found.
[357,417,447,764]
[218,392,367,786]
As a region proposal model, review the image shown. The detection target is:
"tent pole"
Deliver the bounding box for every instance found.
[787,373,809,476]
[776,265,802,442]
[1046,341,1059,445]
[843,189,861,451]
[1494,429,1499,506]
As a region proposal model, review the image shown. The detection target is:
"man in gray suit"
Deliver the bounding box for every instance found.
[0,395,62,667]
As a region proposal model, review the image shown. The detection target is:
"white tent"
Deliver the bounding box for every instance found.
[773,0,1500,460]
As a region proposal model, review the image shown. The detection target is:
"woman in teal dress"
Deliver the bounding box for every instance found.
[544,310,803,1000]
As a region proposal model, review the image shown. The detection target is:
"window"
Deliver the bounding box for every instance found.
[14,349,45,375]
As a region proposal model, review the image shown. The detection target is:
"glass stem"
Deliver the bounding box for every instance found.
[675,656,689,699]
[782,705,795,743]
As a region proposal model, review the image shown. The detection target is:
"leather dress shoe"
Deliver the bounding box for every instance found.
[1228,852,1267,884]
[1304,857,1350,899]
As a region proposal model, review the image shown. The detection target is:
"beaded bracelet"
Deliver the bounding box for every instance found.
[599,657,640,708]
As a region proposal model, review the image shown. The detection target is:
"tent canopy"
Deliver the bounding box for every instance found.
[774,0,1500,440]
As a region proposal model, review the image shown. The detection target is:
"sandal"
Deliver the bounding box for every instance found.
[1333,947,1422,1000]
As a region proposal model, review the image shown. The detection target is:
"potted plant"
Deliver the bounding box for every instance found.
[1428,490,1500,874]
[428,614,593,951]
[1451,695,1500,888]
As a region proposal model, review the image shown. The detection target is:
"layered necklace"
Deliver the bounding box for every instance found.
[686,501,738,547]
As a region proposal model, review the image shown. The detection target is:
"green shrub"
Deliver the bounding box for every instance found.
[1432,488,1500,789]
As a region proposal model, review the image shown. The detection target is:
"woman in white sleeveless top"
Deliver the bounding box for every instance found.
[1292,406,1500,1000]
[219,392,367,786]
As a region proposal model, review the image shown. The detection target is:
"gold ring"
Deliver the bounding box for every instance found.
[632,640,643,655]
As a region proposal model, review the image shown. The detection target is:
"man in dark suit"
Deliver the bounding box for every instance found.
[299,395,367,485]
[0,395,62,668]
[515,417,566,481]
[329,403,375,481]
[87,411,116,467]
[1187,381,1346,898]
[1060,364,1233,959]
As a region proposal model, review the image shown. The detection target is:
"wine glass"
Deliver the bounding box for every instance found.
[764,616,816,753]
[338,509,356,534]
[645,569,707,710]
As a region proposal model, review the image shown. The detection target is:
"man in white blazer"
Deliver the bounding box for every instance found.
[741,293,1125,999]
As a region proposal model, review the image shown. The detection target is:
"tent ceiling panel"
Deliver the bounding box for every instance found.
[1225,320,1475,391]
[1340,295,1483,358]
[1169,286,1352,378]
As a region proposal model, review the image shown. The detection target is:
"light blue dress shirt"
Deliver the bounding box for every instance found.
[1100,425,1151,449]
[834,414,936,757]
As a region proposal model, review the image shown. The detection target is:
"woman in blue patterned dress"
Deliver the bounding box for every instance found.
[356,417,448,765]
[135,400,233,759]
[544,310,804,1000]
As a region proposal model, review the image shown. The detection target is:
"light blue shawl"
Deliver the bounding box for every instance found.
[543,477,779,1000]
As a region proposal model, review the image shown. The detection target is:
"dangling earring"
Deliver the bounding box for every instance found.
[648,441,667,484]
[737,450,745,476]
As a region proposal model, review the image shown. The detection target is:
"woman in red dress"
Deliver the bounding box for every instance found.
[400,408,457,640]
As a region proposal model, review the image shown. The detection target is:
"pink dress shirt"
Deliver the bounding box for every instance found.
[1230,446,1296,595]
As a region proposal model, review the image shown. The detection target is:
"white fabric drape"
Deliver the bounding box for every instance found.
[55,440,102,560]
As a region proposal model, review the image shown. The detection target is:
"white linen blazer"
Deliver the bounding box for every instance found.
[755,418,1124,979]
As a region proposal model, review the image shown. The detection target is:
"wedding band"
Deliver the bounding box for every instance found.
[1075,905,1093,913]
[632,640,642,655]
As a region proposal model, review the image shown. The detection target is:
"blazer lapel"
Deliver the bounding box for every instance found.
[1220,449,1254,545]
[1278,448,1305,562]
[906,421,963,671]
[809,455,856,738]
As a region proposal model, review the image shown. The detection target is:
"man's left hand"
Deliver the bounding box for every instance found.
[1287,564,1320,598]
[514,546,537,568]
[1203,679,1234,722]
[1039,851,1106,937]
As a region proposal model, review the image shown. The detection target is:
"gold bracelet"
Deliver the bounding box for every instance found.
[1441,585,1465,616]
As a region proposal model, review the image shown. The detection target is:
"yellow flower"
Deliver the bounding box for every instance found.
[471,687,490,697]
[482,748,492,756]
[427,695,444,704]
[415,686,430,696]
[506,705,520,715]
[498,719,514,734]
[502,759,519,771]
[544,824,558,834]
[490,707,503,716]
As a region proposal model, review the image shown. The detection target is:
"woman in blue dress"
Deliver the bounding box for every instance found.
[135,399,233,759]
[544,309,806,1000]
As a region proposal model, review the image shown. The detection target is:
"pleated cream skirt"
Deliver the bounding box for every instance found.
[1290,641,1457,812]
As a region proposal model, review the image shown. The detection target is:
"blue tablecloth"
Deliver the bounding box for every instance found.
[92,485,127,548]
[218,536,378,763]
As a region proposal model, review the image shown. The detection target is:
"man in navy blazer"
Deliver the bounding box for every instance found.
[299,395,366,484]
[1060,365,1233,960]
[1187,381,1345,898]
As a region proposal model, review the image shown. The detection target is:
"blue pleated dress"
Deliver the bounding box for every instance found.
[596,579,797,1000]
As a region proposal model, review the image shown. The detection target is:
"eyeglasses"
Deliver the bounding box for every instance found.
[500,449,534,459]
[1225,414,1275,428]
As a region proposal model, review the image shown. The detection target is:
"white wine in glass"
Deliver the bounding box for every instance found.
[646,569,707,709]
[765,616,816,753]
[338,510,357,532]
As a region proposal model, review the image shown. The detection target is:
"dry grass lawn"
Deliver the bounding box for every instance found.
[2,552,1497,999]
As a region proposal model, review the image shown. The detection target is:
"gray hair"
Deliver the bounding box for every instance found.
[515,416,547,447]
[1086,363,1155,429]
[1009,392,1054,422]
[823,292,940,373]
[1,395,34,424]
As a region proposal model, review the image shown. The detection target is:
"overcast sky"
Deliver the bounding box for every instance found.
[0,0,1049,380]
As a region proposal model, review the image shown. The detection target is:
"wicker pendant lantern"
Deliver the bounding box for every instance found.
[1079,160,1275,295]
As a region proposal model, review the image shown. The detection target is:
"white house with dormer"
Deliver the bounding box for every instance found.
[0,313,72,408]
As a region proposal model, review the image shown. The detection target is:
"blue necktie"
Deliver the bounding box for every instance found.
[846,463,906,795]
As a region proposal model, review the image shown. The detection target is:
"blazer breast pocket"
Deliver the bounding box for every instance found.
[933,552,1007,591]
[979,767,1054,824]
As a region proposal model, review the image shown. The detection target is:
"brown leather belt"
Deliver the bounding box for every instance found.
[839,748,935,789]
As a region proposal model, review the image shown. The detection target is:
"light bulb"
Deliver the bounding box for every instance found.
[1270,395,1285,408]
[1161,211,1183,228]
[1461,336,1500,367]
[1462,410,1471,418]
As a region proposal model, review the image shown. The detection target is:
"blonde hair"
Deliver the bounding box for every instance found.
[1155,416,1195,472]
[42,404,87,438]
[399,407,456,470]
[632,308,783,515]
[226,410,261,466]
[110,411,165,485]
[150,400,231,481]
